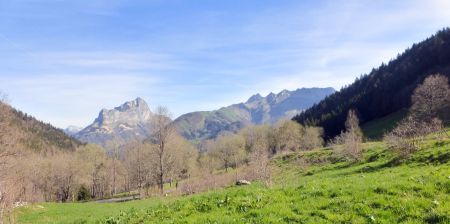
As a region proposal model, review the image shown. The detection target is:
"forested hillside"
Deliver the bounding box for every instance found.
[0,101,82,153]
[294,28,450,140]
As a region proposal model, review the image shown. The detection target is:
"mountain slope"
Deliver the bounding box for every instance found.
[75,97,152,148]
[294,28,450,140]
[0,101,81,153]
[174,87,335,140]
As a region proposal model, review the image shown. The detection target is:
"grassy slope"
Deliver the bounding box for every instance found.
[361,109,408,140]
[16,136,450,224]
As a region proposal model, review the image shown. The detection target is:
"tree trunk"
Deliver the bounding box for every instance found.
[159,140,165,195]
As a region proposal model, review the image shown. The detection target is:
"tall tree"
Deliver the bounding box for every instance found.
[150,106,176,195]
[0,93,17,222]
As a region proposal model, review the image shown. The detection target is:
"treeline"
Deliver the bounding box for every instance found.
[294,28,450,140]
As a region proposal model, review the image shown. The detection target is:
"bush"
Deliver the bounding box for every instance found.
[384,116,444,158]
[77,185,91,201]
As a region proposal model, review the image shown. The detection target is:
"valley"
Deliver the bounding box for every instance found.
[1,2,450,223]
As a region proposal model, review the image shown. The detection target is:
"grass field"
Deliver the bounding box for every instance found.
[15,136,450,223]
[361,109,408,140]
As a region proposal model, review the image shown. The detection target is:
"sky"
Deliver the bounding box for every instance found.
[1,0,450,128]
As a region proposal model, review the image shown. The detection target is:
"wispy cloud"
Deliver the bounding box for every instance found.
[33,51,180,70]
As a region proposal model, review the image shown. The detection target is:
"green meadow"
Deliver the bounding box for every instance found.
[15,135,450,224]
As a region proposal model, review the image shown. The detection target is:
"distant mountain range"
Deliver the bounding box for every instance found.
[71,87,335,148]
[174,87,335,140]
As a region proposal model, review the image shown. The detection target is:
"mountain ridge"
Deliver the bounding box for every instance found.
[173,87,335,140]
[71,87,334,147]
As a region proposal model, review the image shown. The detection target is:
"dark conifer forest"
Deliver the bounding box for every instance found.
[294,28,450,140]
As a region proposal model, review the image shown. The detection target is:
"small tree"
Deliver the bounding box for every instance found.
[332,110,363,161]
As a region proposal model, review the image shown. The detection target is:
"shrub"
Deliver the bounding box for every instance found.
[384,116,444,158]
[77,185,91,201]
[331,110,363,161]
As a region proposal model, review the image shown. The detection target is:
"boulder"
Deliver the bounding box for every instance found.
[236,180,251,186]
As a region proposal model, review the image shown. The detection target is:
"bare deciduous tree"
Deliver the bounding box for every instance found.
[383,116,432,158]
[385,74,450,158]
[300,127,324,150]
[124,141,152,195]
[332,110,363,161]
[77,144,112,199]
[271,120,304,153]
[0,93,18,223]
[211,134,246,172]
[410,74,450,122]
[149,106,176,195]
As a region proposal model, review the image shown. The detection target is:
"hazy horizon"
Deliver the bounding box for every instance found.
[1,0,450,128]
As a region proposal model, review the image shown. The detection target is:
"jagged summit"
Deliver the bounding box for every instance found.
[75,97,153,148]
[114,97,148,112]
[174,87,335,140]
[246,93,263,103]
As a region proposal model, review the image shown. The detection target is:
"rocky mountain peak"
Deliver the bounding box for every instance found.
[246,93,263,103]
[96,98,152,126]
[75,97,153,148]
[266,92,276,102]
[114,97,148,112]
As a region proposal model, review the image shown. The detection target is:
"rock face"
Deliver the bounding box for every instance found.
[75,97,152,148]
[173,87,335,140]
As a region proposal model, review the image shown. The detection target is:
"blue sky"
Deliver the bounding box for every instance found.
[0,0,450,128]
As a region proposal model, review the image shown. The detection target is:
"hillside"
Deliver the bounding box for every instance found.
[294,28,450,140]
[0,101,81,153]
[16,131,450,223]
[174,87,335,140]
